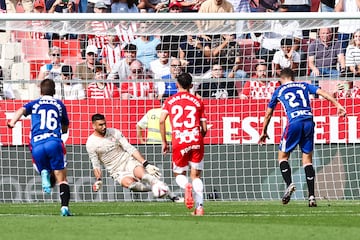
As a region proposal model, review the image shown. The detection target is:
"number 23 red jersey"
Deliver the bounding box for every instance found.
[162,92,207,149]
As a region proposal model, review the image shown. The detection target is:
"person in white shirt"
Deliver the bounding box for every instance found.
[272,38,300,77]
[150,43,171,80]
[54,65,86,100]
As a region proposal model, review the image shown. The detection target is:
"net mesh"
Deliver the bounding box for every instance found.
[0,13,359,203]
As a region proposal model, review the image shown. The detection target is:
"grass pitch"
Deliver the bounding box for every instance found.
[0,200,359,240]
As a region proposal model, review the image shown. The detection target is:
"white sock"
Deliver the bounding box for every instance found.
[142,173,158,185]
[192,178,204,208]
[175,174,189,189]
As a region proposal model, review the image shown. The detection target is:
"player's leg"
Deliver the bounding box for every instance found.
[120,175,152,192]
[47,140,72,216]
[300,120,317,207]
[278,123,302,204]
[189,149,205,216]
[30,144,52,194]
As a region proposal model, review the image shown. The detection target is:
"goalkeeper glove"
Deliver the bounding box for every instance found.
[143,161,161,178]
[92,179,103,192]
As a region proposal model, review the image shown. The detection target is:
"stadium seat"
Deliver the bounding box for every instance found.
[1,42,22,61]
[52,39,82,59]
[11,62,30,81]
[21,39,50,61]
[28,59,51,80]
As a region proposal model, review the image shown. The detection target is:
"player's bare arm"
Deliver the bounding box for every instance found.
[7,107,26,128]
[259,107,274,145]
[316,88,347,117]
[159,111,169,154]
[200,119,207,137]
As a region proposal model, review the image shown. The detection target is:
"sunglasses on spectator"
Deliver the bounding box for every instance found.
[170,7,180,10]
[213,68,222,71]
[52,53,61,57]
[131,69,143,73]
[171,64,181,67]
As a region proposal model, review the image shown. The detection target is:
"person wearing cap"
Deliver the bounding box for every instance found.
[54,65,86,100]
[272,38,300,77]
[87,64,120,99]
[37,47,63,81]
[75,45,98,88]
[107,43,137,83]
[86,2,113,52]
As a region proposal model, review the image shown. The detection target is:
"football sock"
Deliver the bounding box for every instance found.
[192,178,204,208]
[128,182,152,192]
[279,160,292,186]
[59,183,70,207]
[142,173,159,185]
[304,164,315,197]
[175,174,189,189]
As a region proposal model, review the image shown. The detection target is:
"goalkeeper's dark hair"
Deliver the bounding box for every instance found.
[40,78,56,96]
[280,68,295,81]
[92,113,105,123]
[176,72,193,90]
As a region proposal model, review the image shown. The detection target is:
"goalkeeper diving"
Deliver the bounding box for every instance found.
[86,113,182,202]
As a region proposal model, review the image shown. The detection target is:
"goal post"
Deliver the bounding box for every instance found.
[0,12,359,203]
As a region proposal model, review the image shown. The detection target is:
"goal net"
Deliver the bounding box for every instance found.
[0,12,359,203]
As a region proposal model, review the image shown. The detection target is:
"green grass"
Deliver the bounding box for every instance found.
[0,200,359,240]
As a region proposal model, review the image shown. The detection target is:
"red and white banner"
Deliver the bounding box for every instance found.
[1,99,358,145]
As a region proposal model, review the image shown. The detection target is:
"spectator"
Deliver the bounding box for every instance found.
[150,43,171,80]
[272,38,300,77]
[120,60,155,99]
[346,29,360,76]
[137,0,167,12]
[320,0,335,11]
[239,63,279,99]
[196,64,238,99]
[335,0,360,49]
[136,98,172,144]
[87,64,120,99]
[157,58,182,99]
[86,1,112,51]
[333,81,360,98]
[308,27,346,78]
[250,0,279,12]
[168,0,205,12]
[115,21,138,48]
[54,65,86,100]
[46,0,77,40]
[87,0,111,13]
[209,34,247,78]
[108,43,137,81]
[37,46,63,81]
[131,22,161,70]
[111,0,139,12]
[161,2,187,58]
[75,45,98,87]
[197,0,234,31]
[5,0,33,13]
[100,34,122,72]
[258,6,303,71]
[179,35,211,75]
[29,0,47,40]
[47,0,75,13]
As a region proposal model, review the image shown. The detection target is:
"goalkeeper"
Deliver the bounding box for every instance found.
[86,113,179,200]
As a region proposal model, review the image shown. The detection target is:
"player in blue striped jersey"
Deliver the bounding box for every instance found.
[7,79,72,216]
[259,68,346,207]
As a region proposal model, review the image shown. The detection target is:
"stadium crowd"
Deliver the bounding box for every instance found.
[0,0,360,100]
